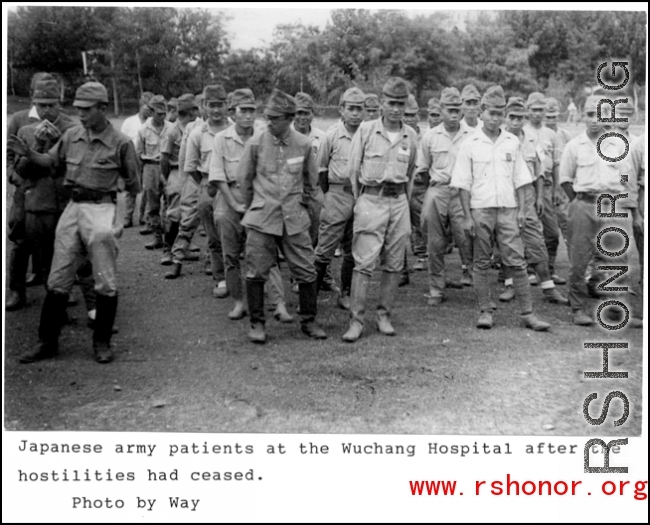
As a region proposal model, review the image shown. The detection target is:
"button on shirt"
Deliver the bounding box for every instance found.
[559,132,637,208]
[524,123,558,177]
[209,124,248,184]
[416,120,474,186]
[317,120,355,184]
[238,128,319,236]
[159,120,185,168]
[451,126,533,209]
[348,118,418,190]
[47,123,141,194]
[136,117,173,162]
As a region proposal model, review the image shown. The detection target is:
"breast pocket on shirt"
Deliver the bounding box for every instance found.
[65,156,83,180]
[145,136,159,155]
[287,156,304,175]
[431,147,449,170]
[224,157,240,181]
[91,158,120,181]
[363,150,385,181]
[472,151,492,176]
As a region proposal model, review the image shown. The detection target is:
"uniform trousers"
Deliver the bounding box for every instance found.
[422,184,472,298]
[48,201,119,297]
[143,163,165,235]
[165,167,183,225]
[539,177,561,273]
[409,181,428,258]
[314,185,354,275]
[352,191,411,276]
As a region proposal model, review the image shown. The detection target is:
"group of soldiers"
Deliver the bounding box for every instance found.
[6,72,645,364]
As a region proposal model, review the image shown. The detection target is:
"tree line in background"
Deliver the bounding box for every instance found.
[7,7,647,115]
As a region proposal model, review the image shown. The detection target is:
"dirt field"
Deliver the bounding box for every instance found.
[3,113,645,435]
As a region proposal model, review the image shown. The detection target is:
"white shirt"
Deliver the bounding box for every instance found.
[120,113,146,144]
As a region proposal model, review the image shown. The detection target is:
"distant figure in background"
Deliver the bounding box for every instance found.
[166,97,178,123]
[426,98,443,130]
[364,94,381,121]
[120,91,153,228]
[566,98,577,124]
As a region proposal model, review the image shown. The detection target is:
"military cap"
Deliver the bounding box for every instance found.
[167,97,178,108]
[427,98,441,114]
[364,94,380,108]
[231,88,257,109]
[616,100,635,114]
[526,92,547,109]
[481,85,506,109]
[73,81,109,107]
[177,93,198,113]
[295,92,314,111]
[32,79,60,103]
[545,97,561,116]
[194,94,204,107]
[340,87,365,105]
[461,84,480,102]
[265,88,296,116]
[30,72,55,93]
[405,94,419,114]
[441,87,462,108]
[506,96,526,116]
[139,91,154,107]
[203,84,227,102]
[148,95,167,113]
[382,77,409,100]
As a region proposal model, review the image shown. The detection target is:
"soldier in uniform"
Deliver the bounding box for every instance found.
[418,87,475,306]
[166,85,228,299]
[342,77,418,342]
[166,97,178,123]
[613,100,636,142]
[6,79,76,311]
[450,85,550,331]
[8,82,140,363]
[460,84,481,128]
[121,91,153,229]
[524,92,564,285]
[237,89,326,343]
[426,98,443,130]
[499,97,568,306]
[313,87,366,310]
[559,95,642,328]
[630,134,645,290]
[136,95,173,250]
[364,94,381,121]
[159,94,199,265]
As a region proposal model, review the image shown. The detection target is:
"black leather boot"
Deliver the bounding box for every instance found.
[19,291,68,363]
[246,279,266,343]
[299,281,327,339]
[93,294,118,363]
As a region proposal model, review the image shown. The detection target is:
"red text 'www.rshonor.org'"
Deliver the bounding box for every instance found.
[409,476,648,498]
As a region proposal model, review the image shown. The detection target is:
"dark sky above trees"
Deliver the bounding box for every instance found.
[7,7,647,112]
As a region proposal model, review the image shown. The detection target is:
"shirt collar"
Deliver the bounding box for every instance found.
[375,117,408,140]
[72,122,117,147]
[29,105,41,120]
[271,127,291,146]
[224,123,246,145]
[336,119,354,140]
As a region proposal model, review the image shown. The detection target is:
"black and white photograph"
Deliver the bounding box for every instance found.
[3,3,647,522]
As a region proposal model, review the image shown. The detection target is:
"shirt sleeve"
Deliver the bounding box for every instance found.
[450,142,472,191]
[184,128,202,173]
[237,137,258,208]
[416,131,433,174]
[303,140,319,204]
[119,140,141,195]
[558,141,578,186]
[513,146,533,189]
[316,132,332,174]
[347,126,365,195]
[208,135,227,183]
[135,127,145,159]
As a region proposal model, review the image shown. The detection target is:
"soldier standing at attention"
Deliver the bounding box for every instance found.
[121,91,153,229]
[499,97,568,306]
[342,77,418,343]
[450,85,550,331]
[209,88,258,320]
[6,79,76,311]
[524,92,564,285]
[313,87,366,310]
[544,97,573,243]
[460,84,481,129]
[159,94,199,265]
[426,98,443,130]
[559,95,642,328]
[364,94,381,121]
[8,82,140,363]
[167,86,228,299]
[418,87,474,306]
[238,89,326,343]
[136,95,173,250]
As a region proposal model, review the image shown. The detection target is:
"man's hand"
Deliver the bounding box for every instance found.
[7,135,30,157]
[517,209,525,230]
[535,195,544,216]
[462,216,475,238]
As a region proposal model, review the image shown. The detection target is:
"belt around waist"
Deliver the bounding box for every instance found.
[361,182,406,198]
[576,192,599,202]
[141,158,159,165]
[71,187,116,204]
[329,182,352,194]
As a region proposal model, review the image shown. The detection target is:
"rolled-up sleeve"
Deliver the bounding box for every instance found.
[559,142,578,186]
[184,128,202,173]
[513,148,533,189]
[316,133,332,174]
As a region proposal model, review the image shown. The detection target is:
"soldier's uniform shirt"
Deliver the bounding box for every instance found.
[45,123,140,296]
[159,119,186,223]
[314,119,356,266]
[559,131,638,312]
[238,126,319,283]
[136,118,173,161]
[185,121,219,175]
[416,120,474,296]
[347,118,418,275]
[523,123,557,177]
